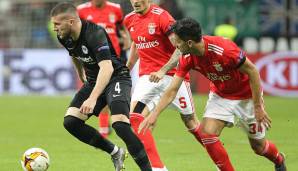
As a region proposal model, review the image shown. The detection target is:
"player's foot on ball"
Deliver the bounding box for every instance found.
[275,153,287,171]
[111,148,128,171]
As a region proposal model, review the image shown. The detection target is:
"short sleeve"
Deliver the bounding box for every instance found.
[123,15,130,29]
[86,28,112,63]
[176,55,193,78]
[159,10,175,35]
[224,40,246,68]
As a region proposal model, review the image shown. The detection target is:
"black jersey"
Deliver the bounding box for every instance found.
[58,20,127,85]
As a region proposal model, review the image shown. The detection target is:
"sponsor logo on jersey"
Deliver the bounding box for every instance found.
[75,56,94,63]
[130,27,134,32]
[206,73,231,82]
[135,40,160,49]
[82,45,88,54]
[148,23,156,35]
[135,36,159,49]
[255,51,298,97]
[213,62,223,71]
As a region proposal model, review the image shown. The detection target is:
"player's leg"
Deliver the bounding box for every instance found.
[236,100,286,171]
[248,138,286,171]
[63,83,119,157]
[198,92,235,171]
[170,80,203,145]
[130,75,167,170]
[98,105,111,138]
[108,79,152,171]
[130,102,166,170]
[199,118,234,171]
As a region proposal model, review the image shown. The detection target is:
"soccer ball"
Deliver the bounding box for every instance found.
[21,147,50,171]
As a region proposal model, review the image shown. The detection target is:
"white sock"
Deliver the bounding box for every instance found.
[110,146,119,156]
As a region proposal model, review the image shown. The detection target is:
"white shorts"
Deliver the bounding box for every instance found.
[130,59,139,93]
[203,92,266,139]
[131,75,195,115]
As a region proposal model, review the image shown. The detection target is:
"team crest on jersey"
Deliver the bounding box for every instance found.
[213,62,223,71]
[148,23,156,35]
[82,45,88,54]
[109,13,116,23]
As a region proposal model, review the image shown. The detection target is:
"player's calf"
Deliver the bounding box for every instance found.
[112,121,152,171]
[63,115,116,153]
[250,139,285,168]
[180,113,203,145]
[130,112,165,169]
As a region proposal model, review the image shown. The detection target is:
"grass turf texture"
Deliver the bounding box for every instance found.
[0,95,297,171]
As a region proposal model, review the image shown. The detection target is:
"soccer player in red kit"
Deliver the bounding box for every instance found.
[77,0,130,138]
[139,18,287,171]
[124,1,203,171]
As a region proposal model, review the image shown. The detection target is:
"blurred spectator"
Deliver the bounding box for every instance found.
[214,17,238,41]
[153,0,184,19]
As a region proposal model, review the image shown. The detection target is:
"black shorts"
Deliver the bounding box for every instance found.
[69,77,131,118]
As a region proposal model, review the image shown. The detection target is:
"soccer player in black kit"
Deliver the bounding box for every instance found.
[50,2,152,171]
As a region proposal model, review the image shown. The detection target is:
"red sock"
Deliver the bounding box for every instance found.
[130,112,164,168]
[200,133,234,171]
[189,124,203,146]
[261,140,283,165]
[99,113,110,138]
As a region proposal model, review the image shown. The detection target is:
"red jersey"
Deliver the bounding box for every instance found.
[124,5,189,80]
[77,1,123,56]
[176,36,252,100]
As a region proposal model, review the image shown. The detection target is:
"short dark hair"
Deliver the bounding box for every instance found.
[171,17,202,42]
[50,2,77,17]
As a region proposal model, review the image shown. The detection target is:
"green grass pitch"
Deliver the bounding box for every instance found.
[0,95,297,171]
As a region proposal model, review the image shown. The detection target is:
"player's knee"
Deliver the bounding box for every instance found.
[180,113,198,130]
[112,121,129,133]
[63,115,83,133]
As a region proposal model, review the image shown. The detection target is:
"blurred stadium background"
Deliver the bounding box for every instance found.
[0,0,298,170]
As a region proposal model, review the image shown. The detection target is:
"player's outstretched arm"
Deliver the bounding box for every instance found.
[139,75,184,133]
[126,42,139,70]
[80,60,114,114]
[149,34,181,83]
[71,57,86,83]
[239,58,271,129]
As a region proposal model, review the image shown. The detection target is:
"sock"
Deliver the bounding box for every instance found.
[63,115,115,153]
[112,121,152,171]
[260,140,283,165]
[99,113,110,138]
[189,124,203,146]
[200,132,234,171]
[130,113,165,169]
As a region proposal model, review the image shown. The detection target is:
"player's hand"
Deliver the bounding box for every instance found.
[149,71,165,83]
[255,105,271,130]
[80,98,96,115]
[138,114,158,134]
